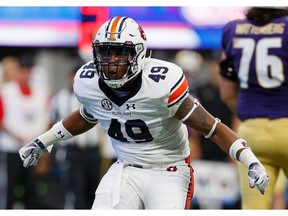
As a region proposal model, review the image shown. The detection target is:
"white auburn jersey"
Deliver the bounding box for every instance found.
[73,58,190,165]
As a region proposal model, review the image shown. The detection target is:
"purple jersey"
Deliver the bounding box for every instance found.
[222,16,288,120]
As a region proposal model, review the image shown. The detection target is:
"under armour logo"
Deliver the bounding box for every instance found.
[126,104,136,110]
[57,130,65,139]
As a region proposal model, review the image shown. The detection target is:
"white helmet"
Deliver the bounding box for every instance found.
[92,16,147,89]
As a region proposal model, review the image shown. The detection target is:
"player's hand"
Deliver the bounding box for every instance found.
[19,139,48,168]
[248,162,270,195]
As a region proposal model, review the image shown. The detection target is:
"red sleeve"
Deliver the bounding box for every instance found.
[0,96,4,121]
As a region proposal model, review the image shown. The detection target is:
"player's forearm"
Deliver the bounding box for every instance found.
[210,124,260,168]
[209,123,240,154]
[178,95,260,168]
[62,109,97,136]
[37,109,96,149]
[219,77,239,114]
[222,97,238,114]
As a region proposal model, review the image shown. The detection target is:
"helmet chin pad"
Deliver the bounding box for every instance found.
[103,76,129,89]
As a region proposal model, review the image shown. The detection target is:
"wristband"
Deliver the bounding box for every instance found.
[229,138,249,160]
[229,138,259,168]
[37,120,73,148]
[51,120,73,140]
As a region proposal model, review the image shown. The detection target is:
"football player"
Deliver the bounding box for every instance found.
[219,7,288,209]
[19,16,269,209]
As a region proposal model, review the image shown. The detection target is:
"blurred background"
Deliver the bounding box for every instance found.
[0,7,249,92]
[0,6,248,94]
[0,6,286,210]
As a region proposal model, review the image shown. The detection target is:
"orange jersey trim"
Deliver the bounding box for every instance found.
[168,77,188,104]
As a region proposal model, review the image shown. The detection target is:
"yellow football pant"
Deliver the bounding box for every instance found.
[237,118,288,209]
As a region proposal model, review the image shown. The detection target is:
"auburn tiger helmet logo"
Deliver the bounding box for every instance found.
[138,25,147,41]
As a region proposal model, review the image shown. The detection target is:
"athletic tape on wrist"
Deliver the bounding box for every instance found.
[204,118,221,138]
[239,149,260,168]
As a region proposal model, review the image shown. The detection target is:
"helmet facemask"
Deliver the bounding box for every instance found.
[93,42,144,89]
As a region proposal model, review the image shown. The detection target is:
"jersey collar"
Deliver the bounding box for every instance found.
[98,73,142,106]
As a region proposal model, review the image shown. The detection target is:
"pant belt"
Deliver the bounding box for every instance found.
[128,163,152,169]
[127,156,190,169]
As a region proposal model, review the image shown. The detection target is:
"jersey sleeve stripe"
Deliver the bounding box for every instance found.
[168,90,189,108]
[168,75,189,105]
